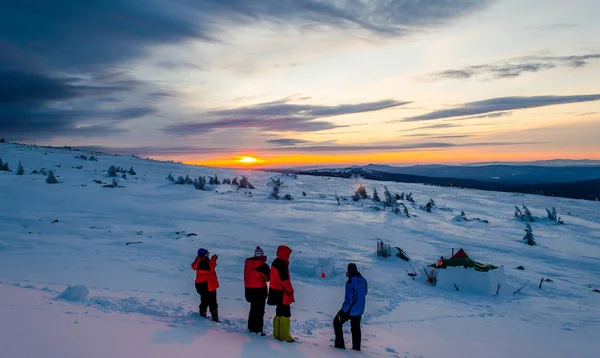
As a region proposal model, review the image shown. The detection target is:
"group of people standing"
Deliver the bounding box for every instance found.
[191,245,368,351]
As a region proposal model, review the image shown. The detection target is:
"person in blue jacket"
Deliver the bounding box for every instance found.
[334,263,368,351]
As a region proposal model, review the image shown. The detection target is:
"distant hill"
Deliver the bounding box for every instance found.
[273,166,600,201]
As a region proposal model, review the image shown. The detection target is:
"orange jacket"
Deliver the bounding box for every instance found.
[244,256,270,289]
[192,255,219,292]
[268,246,295,305]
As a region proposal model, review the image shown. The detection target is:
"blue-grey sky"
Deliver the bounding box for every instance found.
[1,0,599,166]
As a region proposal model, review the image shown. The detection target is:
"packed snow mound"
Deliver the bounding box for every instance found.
[57,285,89,302]
[433,266,506,295]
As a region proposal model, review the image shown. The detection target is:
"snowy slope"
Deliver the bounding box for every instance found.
[1,142,599,358]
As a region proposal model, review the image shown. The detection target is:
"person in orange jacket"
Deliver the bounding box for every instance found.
[267,245,295,342]
[244,246,270,335]
[192,248,219,322]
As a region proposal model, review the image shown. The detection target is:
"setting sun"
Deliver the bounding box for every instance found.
[238,156,258,163]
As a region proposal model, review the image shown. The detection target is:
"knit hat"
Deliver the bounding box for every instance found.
[347,263,358,276]
[254,246,265,258]
[197,248,209,257]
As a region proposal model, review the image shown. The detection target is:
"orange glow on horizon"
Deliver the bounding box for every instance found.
[180,148,600,168]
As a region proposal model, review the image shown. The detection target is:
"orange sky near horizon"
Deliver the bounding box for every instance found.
[178,147,600,168]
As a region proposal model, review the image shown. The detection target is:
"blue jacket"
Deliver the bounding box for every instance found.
[341,275,368,316]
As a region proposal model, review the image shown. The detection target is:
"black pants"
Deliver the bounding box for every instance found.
[276,304,291,318]
[333,311,361,350]
[195,283,218,313]
[248,297,266,332]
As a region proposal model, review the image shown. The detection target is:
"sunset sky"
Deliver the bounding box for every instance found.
[2,0,599,167]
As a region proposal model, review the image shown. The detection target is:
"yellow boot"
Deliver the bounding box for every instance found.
[273,316,280,340]
[279,317,295,342]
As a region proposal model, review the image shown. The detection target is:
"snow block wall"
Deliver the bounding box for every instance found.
[433,266,506,295]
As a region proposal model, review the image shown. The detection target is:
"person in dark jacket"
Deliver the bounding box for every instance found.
[191,248,219,322]
[267,245,295,342]
[244,246,270,335]
[334,263,367,351]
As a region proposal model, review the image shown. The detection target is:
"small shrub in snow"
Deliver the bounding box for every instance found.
[283,194,293,200]
[394,193,401,201]
[122,172,127,179]
[185,175,193,185]
[399,192,405,200]
[167,172,175,182]
[515,205,534,222]
[393,203,410,217]
[372,187,381,202]
[103,179,120,188]
[76,155,88,160]
[357,185,368,199]
[302,191,306,197]
[16,161,24,175]
[546,207,557,221]
[222,178,231,185]
[31,169,38,174]
[383,186,396,207]
[522,224,536,246]
[232,177,239,186]
[0,138,5,143]
[46,170,58,184]
[352,191,360,202]
[107,165,118,177]
[175,176,186,185]
[127,167,136,175]
[406,193,415,203]
[334,193,341,205]
[89,156,98,161]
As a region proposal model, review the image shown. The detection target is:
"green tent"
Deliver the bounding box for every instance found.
[432,248,498,272]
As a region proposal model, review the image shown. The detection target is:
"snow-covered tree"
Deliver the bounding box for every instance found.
[372,188,381,202]
[356,185,368,199]
[239,176,250,188]
[16,161,24,175]
[523,224,536,246]
[232,177,239,186]
[393,203,410,217]
[284,194,293,200]
[185,175,193,185]
[394,193,401,201]
[334,193,341,205]
[167,172,175,182]
[383,186,395,207]
[89,156,98,162]
[270,178,282,199]
[222,178,231,185]
[175,176,186,185]
[127,167,136,175]
[546,207,557,221]
[107,165,118,177]
[406,192,414,203]
[193,176,207,190]
[399,192,405,200]
[515,204,534,222]
[0,158,9,171]
[352,191,360,202]
[46,170,58,184]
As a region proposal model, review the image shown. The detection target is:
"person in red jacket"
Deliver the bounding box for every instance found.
[244,246,270,335]
[192,248,219,322]
[267,245,295,342]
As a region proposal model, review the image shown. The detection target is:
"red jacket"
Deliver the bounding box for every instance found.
[192,255,219,292]
[268,245,295,305]
[244,256,270,289]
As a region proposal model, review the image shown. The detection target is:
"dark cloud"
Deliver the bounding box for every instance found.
[165,98,409,134]
[405,95,600,121]
[76,145,232,156]
[156,61,203,71]
[428,53,600,81]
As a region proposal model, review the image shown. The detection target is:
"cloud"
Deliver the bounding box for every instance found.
[75,140,536,157]
[266,138,313,146]
[427,53,600,81]
[0,70,165,140]
[405,94,600,121]
[165,98,410,134]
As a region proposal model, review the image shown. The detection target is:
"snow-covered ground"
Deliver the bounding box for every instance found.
[1,142,599,358]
